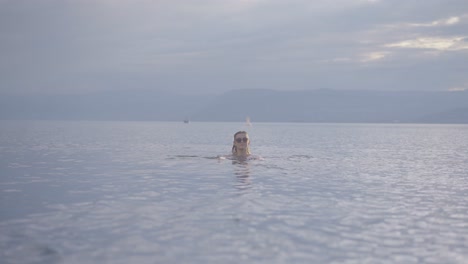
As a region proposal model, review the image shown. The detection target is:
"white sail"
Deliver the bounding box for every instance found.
[245,116,252,126]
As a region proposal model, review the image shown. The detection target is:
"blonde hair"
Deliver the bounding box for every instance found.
[232,131,251,155]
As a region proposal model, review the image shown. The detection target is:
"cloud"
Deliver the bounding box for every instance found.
[0,0,467,94]
[408,16,462,27]
[448,82,468,91]
[385,36,468,51]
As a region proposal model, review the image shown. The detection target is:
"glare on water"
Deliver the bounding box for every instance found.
[0,121,467,263]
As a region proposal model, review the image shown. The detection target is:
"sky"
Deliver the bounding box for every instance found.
[1,0,467,95]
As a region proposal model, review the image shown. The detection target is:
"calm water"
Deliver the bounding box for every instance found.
[0,121,467,264]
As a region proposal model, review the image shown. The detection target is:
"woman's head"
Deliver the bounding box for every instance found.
[232,131,251,156]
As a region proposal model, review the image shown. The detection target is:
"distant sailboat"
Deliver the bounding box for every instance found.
[245,116,252,126]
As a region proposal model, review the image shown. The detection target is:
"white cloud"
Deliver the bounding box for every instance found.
[360,52,388,62]
[379,14,468,32]
[1,0,467,94]
[385,36,468,51]
[448,87,468,91]
[448,83,468,91]
[409,16,461,27]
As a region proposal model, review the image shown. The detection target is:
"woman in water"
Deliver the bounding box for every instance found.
[232,131,251,157]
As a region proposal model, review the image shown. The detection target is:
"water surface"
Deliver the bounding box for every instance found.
[1,121,467,263]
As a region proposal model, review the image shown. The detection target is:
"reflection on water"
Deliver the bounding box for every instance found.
[1,121,468,264]
[232,159,252,191]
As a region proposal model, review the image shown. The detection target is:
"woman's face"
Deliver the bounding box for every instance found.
[234,133,249,148]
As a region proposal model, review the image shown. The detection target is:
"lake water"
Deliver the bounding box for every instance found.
[0,121,467,264]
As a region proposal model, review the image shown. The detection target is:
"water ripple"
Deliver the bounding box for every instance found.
[1,121,467,263]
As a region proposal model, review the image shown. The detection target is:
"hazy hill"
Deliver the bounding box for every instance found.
[1,89,467,123]
[417,107,468,124]
[0,89,211,121]
[193,89,468,123]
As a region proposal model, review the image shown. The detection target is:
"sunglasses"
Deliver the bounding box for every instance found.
[235,137,248,143]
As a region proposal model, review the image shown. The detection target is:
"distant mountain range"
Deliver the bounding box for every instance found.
[1,89,468,124]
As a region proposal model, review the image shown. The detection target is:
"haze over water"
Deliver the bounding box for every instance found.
[1,121,467,263]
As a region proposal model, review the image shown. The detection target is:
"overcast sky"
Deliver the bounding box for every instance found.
[1,0,467,95]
